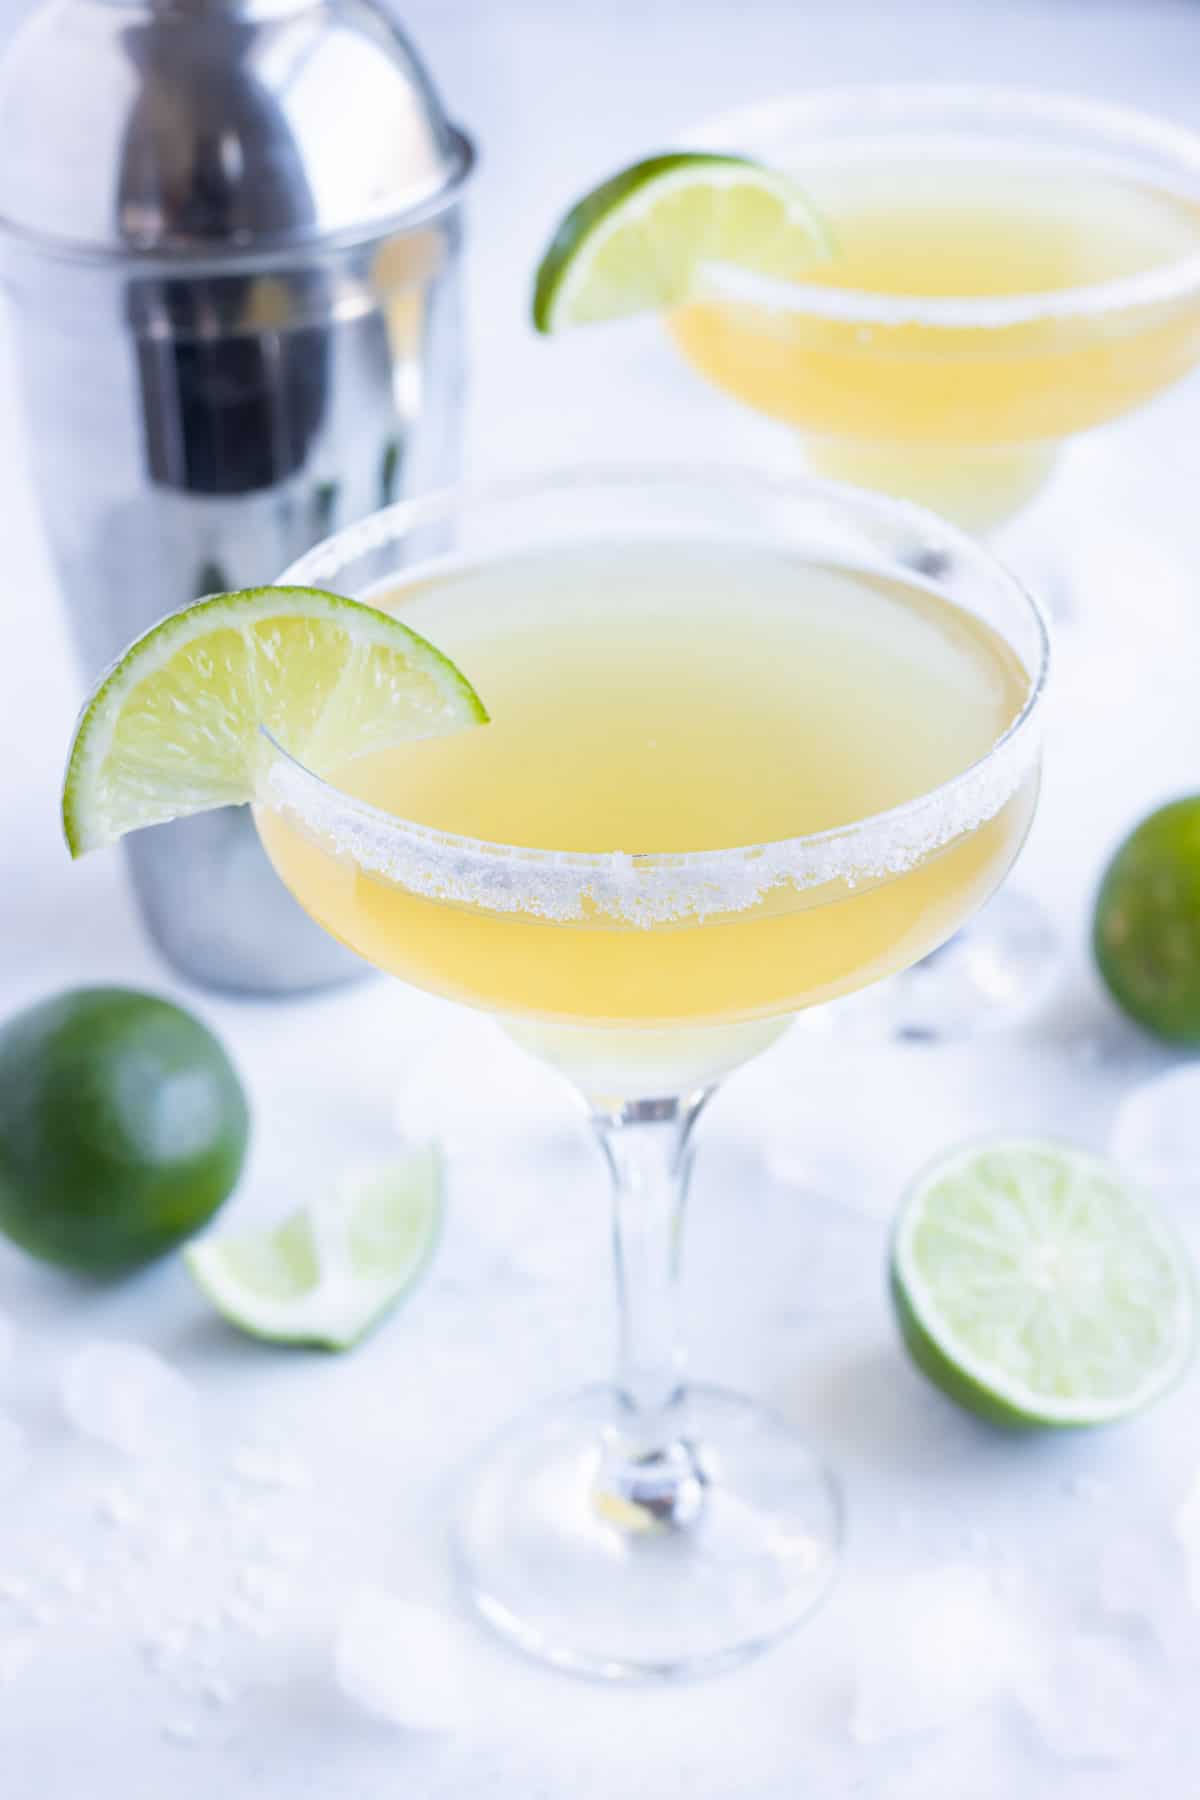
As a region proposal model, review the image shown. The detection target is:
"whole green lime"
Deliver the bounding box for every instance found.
[0,988,249,1274]
[1094,797,1200,1046]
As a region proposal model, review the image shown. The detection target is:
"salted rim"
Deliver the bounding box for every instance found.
[265,467,1049,928]
[683,84,1200,329]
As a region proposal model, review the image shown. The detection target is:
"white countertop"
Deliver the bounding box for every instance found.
[2,0,1200,1793]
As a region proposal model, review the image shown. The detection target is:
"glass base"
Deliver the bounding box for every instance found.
[455,1384,842,1681]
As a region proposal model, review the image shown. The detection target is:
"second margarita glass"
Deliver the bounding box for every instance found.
[664,88,1200,1035]
[672,86,1200,532]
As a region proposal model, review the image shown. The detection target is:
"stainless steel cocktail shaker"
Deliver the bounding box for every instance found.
[0,0,475,993]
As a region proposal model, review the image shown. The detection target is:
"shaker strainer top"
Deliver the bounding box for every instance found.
[0,0,475,264]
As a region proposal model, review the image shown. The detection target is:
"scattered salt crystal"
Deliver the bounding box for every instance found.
[141,1621,192,1665]
[94,1483,145,1529]
[334,1589,473,1732]
[1065,1474,1111,1504]
[1173,1471,1200,1609]
[0,1636,36,1684]
[851,1564,1031,1744]
[0,1575,30,1606]
[46,1556,86,1597]
[0,1312,15,1370]
[254,1528,310,1565]
[229,1446,310,1492]
[1017,1633,1158,1763]
[27,1602,56,1630]
[156,1518,194,1557]
[0,1414,30,1492]
[238,1563,289,1606]
[161,1718,199,1747]
[1100,1532,1170,1630]
[200,1674,234,1709]
[221,1594,276,1638]
[1112,1067,1200,1189]
[62,1341,192,1459]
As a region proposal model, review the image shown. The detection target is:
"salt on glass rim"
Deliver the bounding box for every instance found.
[682,83,1200,330]
[263,466,1049,930]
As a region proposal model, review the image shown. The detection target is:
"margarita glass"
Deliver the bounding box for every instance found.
[666,89,1199,1037]
[256,468,1048,1679]
[671,86,1200,533]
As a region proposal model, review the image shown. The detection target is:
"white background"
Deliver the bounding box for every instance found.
[2,0,1200,1794]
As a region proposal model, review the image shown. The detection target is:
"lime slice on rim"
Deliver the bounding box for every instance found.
[891,1139,1195,1428]
[532,152,831,333]
[62,586,487,857]
[185,1145,444,1350]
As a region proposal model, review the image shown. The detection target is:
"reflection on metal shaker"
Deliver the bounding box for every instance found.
[0,0,475,993]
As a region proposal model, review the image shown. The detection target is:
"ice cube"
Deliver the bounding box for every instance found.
[161,1717,200,1747]
[228,1445,310,1492]
[851,1564,1030,1744]
[61,1340,192,1458]
[763,1136,867,1205]
[1099,1531,1172,1633]
[882,1737,1005,1800]
[0,1414,29,1493]
[1063,1473,1111,1504]
[1111,1067,1200,1190]
[42,1550,86,1597]
[0,1635,36,1685]
[334,1588,473,1732]
[93,1480,145,1529]
[199,1674,235,1710]
[1017,1633,1157,1762]
[1173,1471,1200,1608]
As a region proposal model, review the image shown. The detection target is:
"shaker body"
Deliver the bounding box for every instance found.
[7,218,465,992]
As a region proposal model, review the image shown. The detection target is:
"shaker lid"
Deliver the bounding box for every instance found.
[0,0,475,264]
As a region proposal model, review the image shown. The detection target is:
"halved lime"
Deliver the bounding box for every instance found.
[532,152,831,333]
[891,1139,1195,1427]
[62,587,487,856]
[185,1145,443,1350]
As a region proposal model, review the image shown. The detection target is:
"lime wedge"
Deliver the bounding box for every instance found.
[62,587,487,857]
[891,1139,1195,1427]
[185,1145,444,1350]
[532,152,831,332]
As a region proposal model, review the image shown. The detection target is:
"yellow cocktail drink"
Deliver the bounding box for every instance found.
[669,101,1200,529]
[259,534,1036,1046]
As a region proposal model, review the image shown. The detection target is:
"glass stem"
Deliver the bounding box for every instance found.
[590,1090,712,1530]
